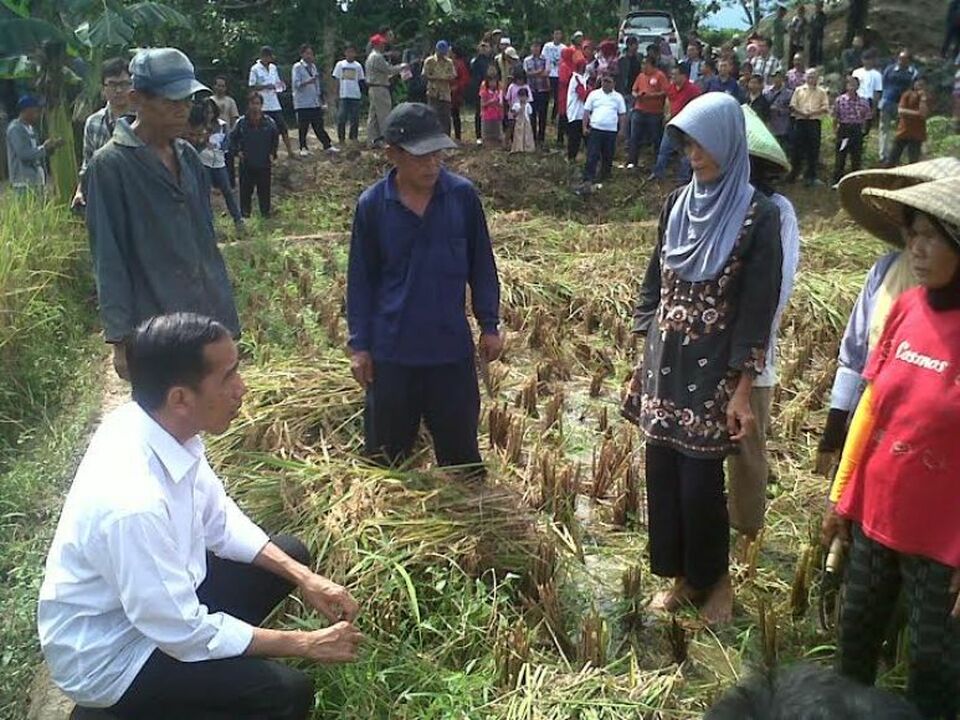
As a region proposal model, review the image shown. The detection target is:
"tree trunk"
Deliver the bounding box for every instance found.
[845,0,869,48]
[322,1,338,111]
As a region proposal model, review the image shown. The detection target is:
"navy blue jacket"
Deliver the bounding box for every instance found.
[347,168,500,366]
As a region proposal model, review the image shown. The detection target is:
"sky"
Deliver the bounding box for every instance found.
[705,4,753,29]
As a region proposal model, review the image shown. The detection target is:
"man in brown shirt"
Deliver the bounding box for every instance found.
[422,40,457,136]
[887,77,929,167]
[788,67,829,186]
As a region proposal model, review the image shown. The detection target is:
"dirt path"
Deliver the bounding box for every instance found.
[27,352,126,720]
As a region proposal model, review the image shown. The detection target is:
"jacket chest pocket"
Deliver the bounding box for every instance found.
[441,237,468,279]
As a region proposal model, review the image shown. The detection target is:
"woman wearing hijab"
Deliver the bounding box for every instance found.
[623,93,783,624]
[822,175,960,720]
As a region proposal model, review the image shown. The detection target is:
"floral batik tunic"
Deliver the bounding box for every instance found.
[623,188,783,459]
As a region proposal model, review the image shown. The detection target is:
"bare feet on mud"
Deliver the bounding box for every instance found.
[700,574,734,626]
[649,578,698,613]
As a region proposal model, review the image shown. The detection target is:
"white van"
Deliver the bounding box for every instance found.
[618,11,682,61]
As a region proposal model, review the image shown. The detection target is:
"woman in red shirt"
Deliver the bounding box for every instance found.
[450,46,472,142]
[822,176,960,719]
[556,47,575,149]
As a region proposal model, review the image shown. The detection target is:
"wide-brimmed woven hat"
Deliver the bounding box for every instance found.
[837,157,960,247]
[742,103,790,173]
[862,177,960,248]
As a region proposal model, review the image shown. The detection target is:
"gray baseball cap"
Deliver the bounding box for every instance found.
[129,48,209,100]
[383,103,457,155]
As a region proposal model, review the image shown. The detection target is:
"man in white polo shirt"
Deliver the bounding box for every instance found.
[38,313,362,719]
[580,70,626,188]
[543,29,565,122]
[249,46,294,159]
[852,48,883,134]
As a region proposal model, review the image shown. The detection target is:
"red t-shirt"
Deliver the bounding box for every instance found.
[837,288,960,568]
[631,69,669,114]
[667,80,702,119]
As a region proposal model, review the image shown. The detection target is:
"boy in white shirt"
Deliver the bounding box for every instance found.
[332,44,366,144]
[248,46,294,159]
[581,72,626,186]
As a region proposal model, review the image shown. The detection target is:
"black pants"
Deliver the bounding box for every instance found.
[364,357,482,470]
[224,148,236,188]
[296,107,332,150]
[838,525,959,719]
[888,138,922,167]
[833,123,864,183]
[72,535,313,720]
[532,90,550,145]
[239,164,271,218]
[474,101,483,141]
[809,35,824,66]
[336,98,361,143]
[645,443,729,591]
[451,102,463,141]
[943,23,960,58]
[549,77,559,120]
[790,118,821,182]
[583,128,617,182]
[566,119,583,161]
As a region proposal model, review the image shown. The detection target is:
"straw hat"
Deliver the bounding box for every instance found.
[862,177,960,248]
[837,157,960,247]
[742,104,790,173]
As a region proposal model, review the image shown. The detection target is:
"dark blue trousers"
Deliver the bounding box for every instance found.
[582,129,618,182]
[627,110,663,166]
[364,357,482,470]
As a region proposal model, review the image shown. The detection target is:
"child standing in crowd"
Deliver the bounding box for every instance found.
[510,87,536,153]
[192,99,243,231]
[230,92,279,219]
[504,68,530,146]
[332,44,365,144]
[479,65,504,149]
[888,77,929,167]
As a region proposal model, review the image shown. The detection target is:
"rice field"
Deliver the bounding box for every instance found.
[206,144,905,718]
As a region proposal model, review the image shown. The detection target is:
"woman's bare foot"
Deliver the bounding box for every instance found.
[699,574,734,626]
[649,578,697,613]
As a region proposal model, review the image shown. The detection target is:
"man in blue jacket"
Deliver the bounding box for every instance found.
[347,103,502,474]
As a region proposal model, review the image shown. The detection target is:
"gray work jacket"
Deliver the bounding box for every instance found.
[5,118,47,187]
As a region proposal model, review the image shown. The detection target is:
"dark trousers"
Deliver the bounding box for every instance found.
[582,128,617,182]
[72,535,313,720]
[474,102,483,140]
[566,119,583,160]
[838,525,959,719]
[296,107,332,150]
[224,148,236,188]
[207,166,242,223]
[364,357,482,470]
[943,24,960,58]
[239,164,271,218]
[809,35,824,66]
[532,90,550,145]
[557,113,568,148]
[645,443,729,591]
[429,98,453,136]
[549,77,559,120]
[337,98,361,142]
[790,118,821,182]
[451,102,463,141]
[888,138,922,167]
[833,124,864,183]
[628,110,663,166]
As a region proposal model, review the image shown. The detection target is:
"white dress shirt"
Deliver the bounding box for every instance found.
[38,403,269,708]
[248,61,283,112]
[542,41,564,78]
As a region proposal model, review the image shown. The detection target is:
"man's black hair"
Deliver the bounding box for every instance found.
[127,314,231,411]
[188,101,206,128]
[214,74,229,84]
[862,48,879,61]
[643,52,657,65]
[705,58,718,72]
[625,35,639,46]
[705,664,922,720]
[299,43,313,55]
[247,90,264,105]
[344,43,356,52]
[101,57,129,83]
[675,62,690,77]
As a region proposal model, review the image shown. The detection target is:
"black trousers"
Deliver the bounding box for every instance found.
[566,119,583,161]
[532,90,550,145]
[224,148,236,188]
[645,443,729,591]
[582,129,617,182]
[549,77,559,120]
[72,535,313,720]
[838,525,959,719]
[364,357,482,470]
[833,123,864,183]
[790,118,821,182]
[888,138,922,167]
[474,101,483,141]
[239,164,271,218]
[296,107,332,150]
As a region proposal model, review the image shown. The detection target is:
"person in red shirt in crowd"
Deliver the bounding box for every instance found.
[627,53,669,169]
[450,45,472,142]
[822,174,960,720]
[556,46,576,149]
[651,62,701,182]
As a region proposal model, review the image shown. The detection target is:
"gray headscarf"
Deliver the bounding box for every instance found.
[662,93,755,282]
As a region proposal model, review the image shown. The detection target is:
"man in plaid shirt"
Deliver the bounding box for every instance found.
[832,75,873,185]
[73,57,135,209]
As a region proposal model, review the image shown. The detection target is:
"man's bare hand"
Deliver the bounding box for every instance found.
[820,503,851,549]
[350,351,374,387]
[726,390,755,442]
[479,331,504,363]
[301,621,363,663]
[300,574,360,623]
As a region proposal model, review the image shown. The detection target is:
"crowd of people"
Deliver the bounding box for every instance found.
[1,8,958,720]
